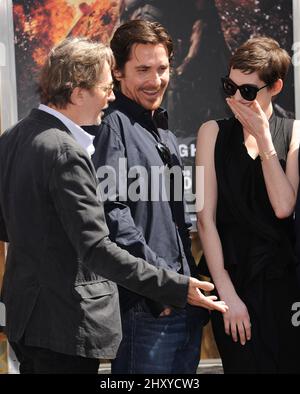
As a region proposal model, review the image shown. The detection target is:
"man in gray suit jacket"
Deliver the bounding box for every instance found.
[0,38,227,373]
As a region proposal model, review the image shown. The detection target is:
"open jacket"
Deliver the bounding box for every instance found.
[0,108,188,358]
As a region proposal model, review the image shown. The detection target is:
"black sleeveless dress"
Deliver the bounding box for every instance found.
[210,114,300,374]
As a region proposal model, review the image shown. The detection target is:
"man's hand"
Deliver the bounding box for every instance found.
[159,307,172,317]
[187,278,228,313]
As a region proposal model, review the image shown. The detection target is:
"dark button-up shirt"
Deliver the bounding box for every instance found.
[91,91,198,314]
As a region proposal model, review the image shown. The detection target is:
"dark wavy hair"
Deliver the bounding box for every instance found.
[110,19,173,87]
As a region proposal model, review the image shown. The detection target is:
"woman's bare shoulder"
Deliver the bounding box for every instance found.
[197,120,220,143]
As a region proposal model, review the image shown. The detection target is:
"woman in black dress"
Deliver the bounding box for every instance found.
[196,36,300,373]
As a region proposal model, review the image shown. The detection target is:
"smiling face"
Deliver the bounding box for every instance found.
[114,43,170,111]
[228,68,282,112]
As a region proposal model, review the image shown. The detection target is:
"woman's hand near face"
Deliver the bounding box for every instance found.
[226,97,297,217]
[226,98,272,146]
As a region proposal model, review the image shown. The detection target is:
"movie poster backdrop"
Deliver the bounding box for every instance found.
[12,0,294,222]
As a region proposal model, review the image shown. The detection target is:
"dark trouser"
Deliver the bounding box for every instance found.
[111,302,205,374]
[9,341,100,374]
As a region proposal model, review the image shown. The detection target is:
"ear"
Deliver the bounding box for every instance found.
[270,79,283,97]
[70,87,85,106]
[113,68,123,81]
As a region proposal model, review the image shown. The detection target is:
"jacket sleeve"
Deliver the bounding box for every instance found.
[49,147,188,308]
[92,121,173,271]
[0,204,8,242]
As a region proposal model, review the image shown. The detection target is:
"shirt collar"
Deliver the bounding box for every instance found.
[38,104,95,157]
[113,91,169,130]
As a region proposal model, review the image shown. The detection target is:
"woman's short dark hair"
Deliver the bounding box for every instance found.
[229,36,291,87]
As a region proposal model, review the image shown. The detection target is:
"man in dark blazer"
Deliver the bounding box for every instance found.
[0,37,227,374]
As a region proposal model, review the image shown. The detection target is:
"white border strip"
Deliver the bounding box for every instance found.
[0,0,18,133]
[0,0,19,374]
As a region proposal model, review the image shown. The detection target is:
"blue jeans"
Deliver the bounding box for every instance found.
[111,302,206,374]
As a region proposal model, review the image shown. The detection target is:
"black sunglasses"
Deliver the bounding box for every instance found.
[221,77,269,101]
[156,142,173,168]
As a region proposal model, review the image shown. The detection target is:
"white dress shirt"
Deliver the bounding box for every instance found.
[38,104,95,157]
